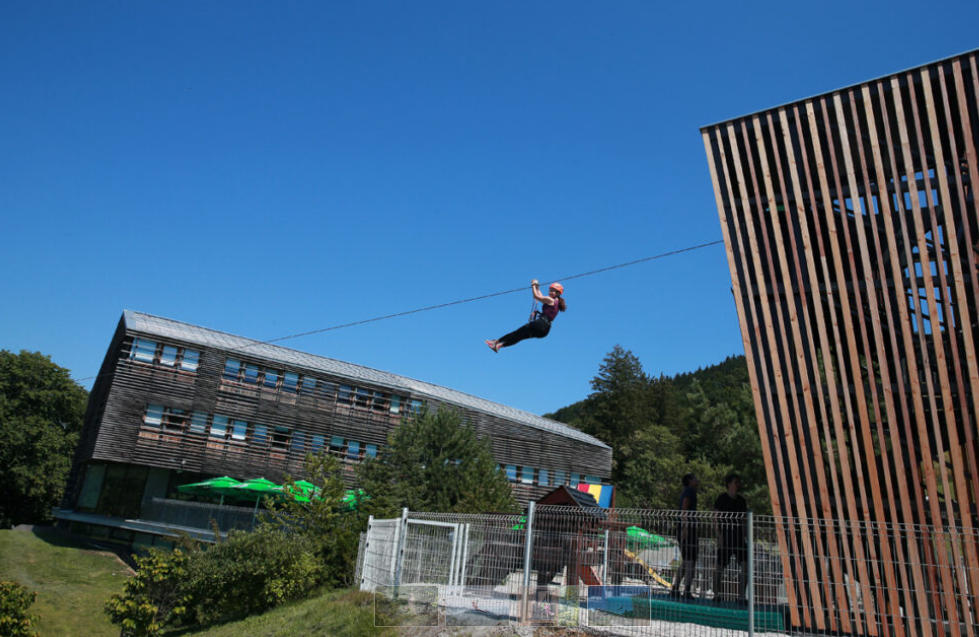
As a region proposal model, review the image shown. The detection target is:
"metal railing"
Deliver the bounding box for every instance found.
[140,497,257,534]
[358,506,979,636]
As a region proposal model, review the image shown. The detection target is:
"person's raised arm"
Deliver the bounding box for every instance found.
[531,279,555,305]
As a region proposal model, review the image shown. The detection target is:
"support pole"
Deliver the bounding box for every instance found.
[748,510,755,637]
[361,515,374,591]
[394,507,408,588]
[603,529,610,586]
[521,502,536,622]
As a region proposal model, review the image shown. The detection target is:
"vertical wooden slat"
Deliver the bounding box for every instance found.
[859,82,932,636]
[704,124,803,627]
[920,65,979,627]
[811,96,882,635]
[785,105,858,634]
[751,112,827,630]
[735,117,814,626]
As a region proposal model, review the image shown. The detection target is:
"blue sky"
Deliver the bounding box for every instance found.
[2,1,977,416]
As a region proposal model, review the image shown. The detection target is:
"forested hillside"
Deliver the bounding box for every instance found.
[546,347,770,515]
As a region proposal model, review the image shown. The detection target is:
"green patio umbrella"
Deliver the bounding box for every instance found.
[176,476,243,505]
[342,489,368,511]
[215,477,284,520]
[282,480,319,503]
[626,526,672,551]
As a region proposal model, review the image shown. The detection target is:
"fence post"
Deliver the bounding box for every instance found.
[603,529,610,585]
[748,509,754,637]
[522,502,536,587]
[521,502,536,622]
[361,515,374,591]
[394,507,409,587]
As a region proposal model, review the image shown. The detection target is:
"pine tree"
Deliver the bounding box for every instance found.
[356,405,519,516]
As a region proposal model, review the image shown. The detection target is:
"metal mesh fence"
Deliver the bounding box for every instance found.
[358,506,979,635]
[140,497,256,533]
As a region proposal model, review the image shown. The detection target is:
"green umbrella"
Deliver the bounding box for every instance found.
[342,489,367,511]
[214,477,284,523]
[284,480,319,503]
[626,526,672,550]
[176,476,243,505]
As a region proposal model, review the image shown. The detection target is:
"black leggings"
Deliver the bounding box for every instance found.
[498,318,551,347]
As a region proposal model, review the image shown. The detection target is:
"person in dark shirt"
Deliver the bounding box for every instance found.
[486,280,565,352]
[671,473,700,599]
[713,473,748,603]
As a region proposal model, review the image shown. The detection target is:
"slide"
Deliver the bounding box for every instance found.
[623,549,673,589]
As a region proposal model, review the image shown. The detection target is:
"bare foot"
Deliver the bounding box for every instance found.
[485,340,499,353]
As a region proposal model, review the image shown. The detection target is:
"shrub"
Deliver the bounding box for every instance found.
[265,452,364,588]
[104,548,191,637]
[0,581,40,637]
[182,526,321,625]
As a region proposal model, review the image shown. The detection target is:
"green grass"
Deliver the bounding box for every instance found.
[165,588,398,637]
[0,529,130,637]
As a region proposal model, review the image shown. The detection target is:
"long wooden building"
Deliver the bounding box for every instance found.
[702,49,979,635]
[62,311,611,530]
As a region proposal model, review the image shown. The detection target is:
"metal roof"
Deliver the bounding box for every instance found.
[122,310,609,450]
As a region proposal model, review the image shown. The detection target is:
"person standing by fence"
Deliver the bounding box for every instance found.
[671,473,700,599]
[712,473,748,604]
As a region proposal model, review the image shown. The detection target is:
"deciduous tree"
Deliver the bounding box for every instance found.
[0,351,88,526]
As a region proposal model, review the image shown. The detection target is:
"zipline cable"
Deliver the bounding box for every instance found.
[75,238,723,381]
[256,238,724,346]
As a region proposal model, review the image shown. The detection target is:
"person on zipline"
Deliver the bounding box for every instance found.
[486,279,565,352]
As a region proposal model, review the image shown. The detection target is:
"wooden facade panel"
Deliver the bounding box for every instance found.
[703,50,979,634]
[68,316,612,509]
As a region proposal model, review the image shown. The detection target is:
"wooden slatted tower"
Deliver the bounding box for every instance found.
[702,49,979,635]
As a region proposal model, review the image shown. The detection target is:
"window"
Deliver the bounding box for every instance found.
[584,475,600,484]
[263,369,279,389]
[231,420,248,441]
[539,469,550,487]
[132,338,157,363]
[252,424,268,446]
[189,411,208,434]
[161,407,187,432]
[409,399,423,414]
[354,388,371,409]
[554,470,566,486]
[338,385,353,405]
[180,349,200,372]
[571,473,581,486]
[301,376,317,395]
[292,431,306,453]
[347,440,361,461]
[366,443,378,459]
[210,415,229,438]
[505,465,518,482]
[271,427,291,449]
[330,436,345,454]
[372,392,389,412]
[243,364,260,384]
[521,467,534,484]
[311,435,325,453]
[224,359,241,381]
[390,396,401,414]
[160,345,178,367]
[317,381,337,400]
[283,372,299,393]
[143,404,164,427]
